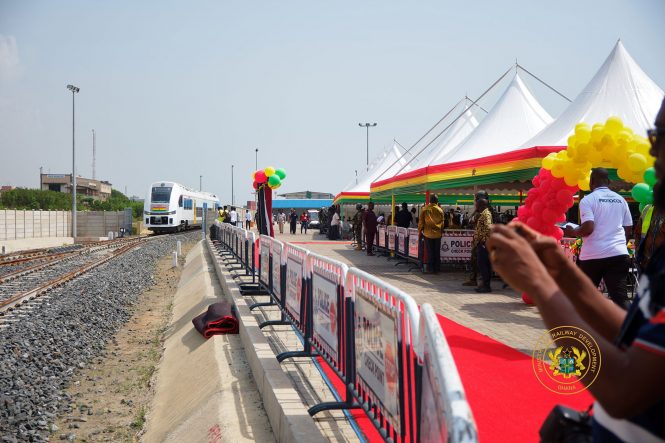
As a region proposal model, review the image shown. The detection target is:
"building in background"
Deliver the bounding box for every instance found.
[40,174,112,201]
[277,190,334,200]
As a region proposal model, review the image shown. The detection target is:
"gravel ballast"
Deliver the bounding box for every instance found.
[0,232,200,442]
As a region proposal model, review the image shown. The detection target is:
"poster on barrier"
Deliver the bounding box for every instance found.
[397,227,407,255]
[260,242,270,285]
[408,228,419,258]
[286,256,303,320]
[312,271,338,363]
[378,226,386,248]
[419,354,447,442]
[238,233,244,265]
[440,231,473,262]
[387,226,396,251]
[354,287,400,433]
[272,246,281,299]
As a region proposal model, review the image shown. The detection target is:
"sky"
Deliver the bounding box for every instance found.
[1,0,664,205]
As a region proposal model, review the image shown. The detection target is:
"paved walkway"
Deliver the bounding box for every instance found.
[265,228,547,354]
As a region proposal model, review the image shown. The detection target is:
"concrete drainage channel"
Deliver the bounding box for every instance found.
[205,240,331,443]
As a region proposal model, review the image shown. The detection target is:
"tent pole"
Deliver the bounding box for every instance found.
[425,191,430,205]
[519,190,523,205]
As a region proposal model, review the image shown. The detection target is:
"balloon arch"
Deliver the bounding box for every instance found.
[517,117,654,304]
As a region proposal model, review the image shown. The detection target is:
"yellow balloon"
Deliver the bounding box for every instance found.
[588,149,603,166]
[577,142,591,157]
[542,155,555,170]
[578,176,591,191]
[575,126,591,143]
[605,116,624,134]
[564,173,579,187]
[567,135,577,148]
[551,162,565,178]
[633,139,651,156]
[627,153,647,172]
[264,166,276,177]
[590,125,604,145]
[616,166,631,182]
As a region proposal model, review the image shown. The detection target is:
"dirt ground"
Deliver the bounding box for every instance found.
[53,240,197,442]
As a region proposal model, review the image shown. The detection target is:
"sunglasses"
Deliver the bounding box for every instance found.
[648,127,665,145]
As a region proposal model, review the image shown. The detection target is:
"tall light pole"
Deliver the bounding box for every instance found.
[67,84,79,238]
[255,148,259,170]
[200,175,203,191]
[231,164,235,205]
[358,122,377,171]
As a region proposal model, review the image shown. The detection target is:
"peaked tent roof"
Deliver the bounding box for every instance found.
[408,103,481,170]
[440,72,553,164]
[524,40,664,148]
[345,142,413,193]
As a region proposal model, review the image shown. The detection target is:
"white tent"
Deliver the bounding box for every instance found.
[440,72,553,164]
[524,40,664,148]
[341,141,413,194]
[407,100,481,170]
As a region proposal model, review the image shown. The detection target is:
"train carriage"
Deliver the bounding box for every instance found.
[144,181,220,233]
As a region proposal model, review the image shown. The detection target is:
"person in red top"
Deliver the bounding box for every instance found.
[363,202,378,256]
[300,211,309,234]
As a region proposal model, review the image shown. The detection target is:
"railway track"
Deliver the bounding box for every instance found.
[0,237,150,319]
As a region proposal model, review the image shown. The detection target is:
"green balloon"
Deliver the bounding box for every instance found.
[644,167,657,188]
[631,182,652,203]
[275,168,287,180]
[268,174,281,187]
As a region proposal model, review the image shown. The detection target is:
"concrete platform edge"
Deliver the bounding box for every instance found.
[205,239,327,443]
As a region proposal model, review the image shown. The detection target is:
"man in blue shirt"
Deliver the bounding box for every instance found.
[489,98,665,442]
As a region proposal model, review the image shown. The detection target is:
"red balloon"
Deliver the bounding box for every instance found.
[542,209,557,224]
[551,178,566,190]
[522,292,535,305]
[556,189,571,206]
[517,205,530,220]
[552,227,564,241]
[532,176,540,186]
[255,170,267,182]
[532,201,544,214]
[556,213,567,223]
[252,181,259,190]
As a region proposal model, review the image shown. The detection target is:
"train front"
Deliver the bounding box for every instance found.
[144,182,177,233]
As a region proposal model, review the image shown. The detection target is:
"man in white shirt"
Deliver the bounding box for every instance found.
[564,168,633,308]
[229,207,238,226]
[245,210,252,229]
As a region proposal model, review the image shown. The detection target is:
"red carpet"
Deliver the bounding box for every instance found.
[316,315,594,443]
[437,314,594,443]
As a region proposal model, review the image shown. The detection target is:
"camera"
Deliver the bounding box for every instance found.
[539,404,592,443]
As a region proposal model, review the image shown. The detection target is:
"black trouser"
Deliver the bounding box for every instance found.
[366,230,376,254]
[578,255,629,308]
[477,243,492,288]
[290,221,297,234]
[245,220,251,230]
[424,237,441,273]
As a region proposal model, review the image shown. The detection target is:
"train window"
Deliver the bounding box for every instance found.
[178,196,183,207]
[151,186,172,203]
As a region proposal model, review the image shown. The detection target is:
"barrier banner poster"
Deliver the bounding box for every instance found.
[440,231,473,262]
[419,353,447,442]
[408,228,419,258]
[387,226,396,251]
[312,271,339,362]
[260,242,270,285]
[286,256,303,320]
[354,287,401,433]
[239,233,244,264]
[397,227,407,255]
[378,226,386,248]
[272,246,281,298]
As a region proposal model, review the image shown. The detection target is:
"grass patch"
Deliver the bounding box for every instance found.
[131,406,146,429]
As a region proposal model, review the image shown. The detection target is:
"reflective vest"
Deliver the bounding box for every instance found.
[641,205,654,239]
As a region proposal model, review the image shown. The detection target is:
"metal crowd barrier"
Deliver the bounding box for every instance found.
[210,226,477,443]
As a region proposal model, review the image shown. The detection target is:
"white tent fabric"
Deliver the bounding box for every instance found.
[343,142,413,193]
[524,41,664,148]
[440,72,553,164]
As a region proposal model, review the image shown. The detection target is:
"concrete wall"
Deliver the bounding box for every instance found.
[0,210,71,240]
[0,209,133,240]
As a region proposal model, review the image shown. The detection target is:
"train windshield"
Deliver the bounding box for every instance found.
[151,186,172,203]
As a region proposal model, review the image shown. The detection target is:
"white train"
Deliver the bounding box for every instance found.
[144,181,220,233]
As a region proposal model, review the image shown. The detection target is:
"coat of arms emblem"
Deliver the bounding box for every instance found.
[548,346,587,378]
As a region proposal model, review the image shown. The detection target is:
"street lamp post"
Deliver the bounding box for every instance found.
[231,164,235,205]
[358,122,377,171]
[67,84,79,238]
[200,175,202,191]
[255,148,259,170]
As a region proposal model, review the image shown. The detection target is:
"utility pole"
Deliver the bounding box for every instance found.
[358,122,377,171]
[67,84,80,238]
[255,148,259,170]
[200,175,203,191]
[231,164,235,205]
[92,129,96,180]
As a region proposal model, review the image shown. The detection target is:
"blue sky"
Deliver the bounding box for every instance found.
[1,0,664,204]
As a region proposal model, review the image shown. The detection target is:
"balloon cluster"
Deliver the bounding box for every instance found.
[520,117,654,241]
[541,117,653,191]
[517,168,574,241]
[252,166,287,190]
